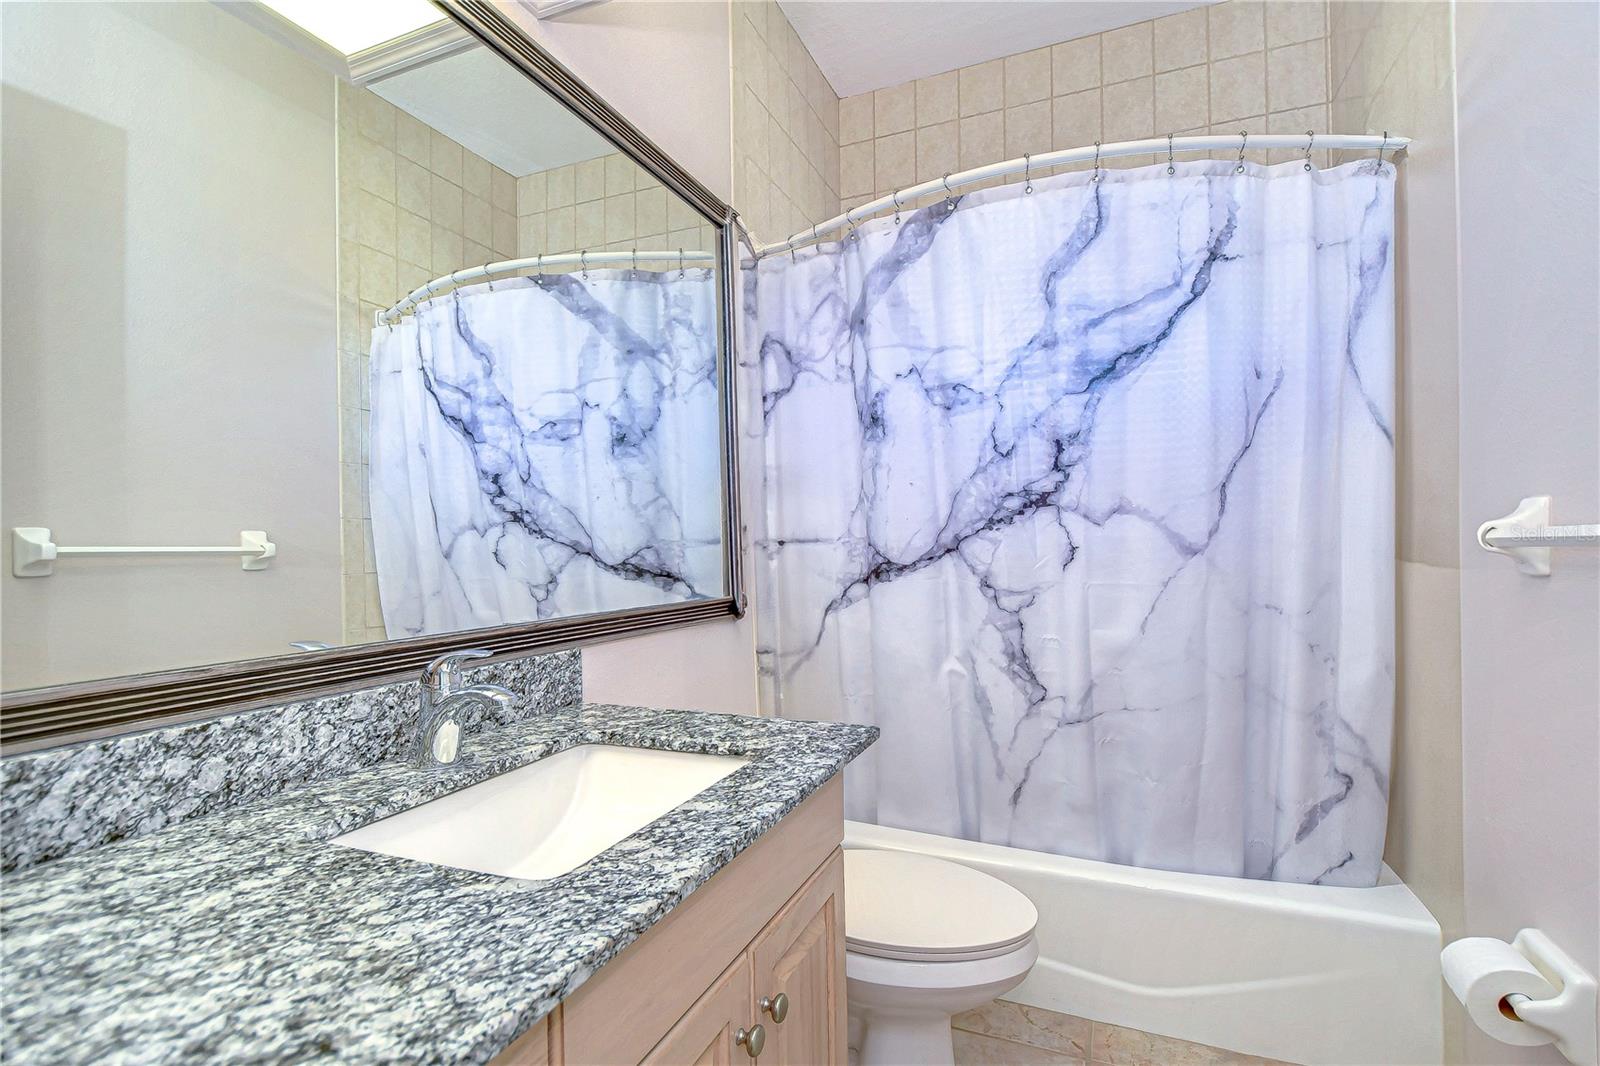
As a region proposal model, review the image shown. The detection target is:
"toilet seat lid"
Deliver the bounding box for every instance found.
[844,849,1038,961]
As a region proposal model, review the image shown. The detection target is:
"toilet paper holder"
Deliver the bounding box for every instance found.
[1452,929,1598,1066]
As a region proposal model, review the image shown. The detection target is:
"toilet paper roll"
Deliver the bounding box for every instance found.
[1442,937,1558,1047]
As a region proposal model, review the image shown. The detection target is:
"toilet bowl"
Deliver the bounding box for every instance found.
[844,848,1039,1066]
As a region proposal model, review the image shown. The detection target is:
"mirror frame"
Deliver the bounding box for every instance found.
[0,0,744,752]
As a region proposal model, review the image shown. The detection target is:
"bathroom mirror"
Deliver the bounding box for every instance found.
[0,0,740,747]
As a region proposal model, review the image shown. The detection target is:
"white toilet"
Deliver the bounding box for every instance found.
[844,849,1040,1066]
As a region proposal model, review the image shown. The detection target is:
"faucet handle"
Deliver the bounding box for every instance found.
[422,648,493,692]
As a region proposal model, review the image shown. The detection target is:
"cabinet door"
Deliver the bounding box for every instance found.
[563,778,844,1066]
[642,953,754,1066]
[750,849,846,1066]
[490,1010,558,1066]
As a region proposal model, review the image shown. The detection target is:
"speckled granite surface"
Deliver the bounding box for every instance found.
[1,705,876,1065]
[1,651,581,872]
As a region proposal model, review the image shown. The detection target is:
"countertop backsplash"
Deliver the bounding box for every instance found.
[0,650,582,872]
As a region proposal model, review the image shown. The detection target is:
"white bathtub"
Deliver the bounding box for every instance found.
[844,821,1442,1066]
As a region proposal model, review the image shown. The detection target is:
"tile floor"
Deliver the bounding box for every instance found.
[951,999,1295,1066]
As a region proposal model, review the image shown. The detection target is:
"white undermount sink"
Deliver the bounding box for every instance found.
[331,744,750,880]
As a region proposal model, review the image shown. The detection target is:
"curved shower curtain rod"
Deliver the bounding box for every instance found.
[375,248,717,326]
[750,131,1412,260]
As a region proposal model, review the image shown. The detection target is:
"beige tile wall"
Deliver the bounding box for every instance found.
[952,999,1292,1066]
[838,0,1335,214]
[336,81,519,645]
[1329,2,1452,157]
[514,151,715,261]
[731,0,841,246]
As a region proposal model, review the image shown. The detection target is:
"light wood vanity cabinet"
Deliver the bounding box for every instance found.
[494,776,847,1066]
[749,853,846,1066]
[643,953,753,1066]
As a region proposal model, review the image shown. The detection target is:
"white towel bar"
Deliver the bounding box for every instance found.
[10,527,276,577]
[1477,497,1599,576]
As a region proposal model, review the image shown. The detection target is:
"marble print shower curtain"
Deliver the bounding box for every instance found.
[370,270,721,636]
[752,160,1396,887]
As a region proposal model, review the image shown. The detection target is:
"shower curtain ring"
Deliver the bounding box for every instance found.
[1091,141,1102,183]
[679,247,686,278]
[1304,131,1316,172]
[1023,154,1034,194]
[535,253,545,285]
[846,211,860,242]
[942,173,956,213]
[1235,131,1248,174]
[1166,133,1176,176]
[580,250,589,279]
[484,262,494,291]
[1378,131,1390,165]
[449,268,463,304]
[891,190,903,224]
[630,247,638,278]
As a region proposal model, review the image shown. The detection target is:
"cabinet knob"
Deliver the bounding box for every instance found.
[736,1024,766,1058]
[759,992,790,1024]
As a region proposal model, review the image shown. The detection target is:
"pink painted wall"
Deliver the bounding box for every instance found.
[1455,4,1600,1062]
[582,618,759,715]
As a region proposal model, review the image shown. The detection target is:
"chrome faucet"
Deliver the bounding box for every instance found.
[411,649,517,769]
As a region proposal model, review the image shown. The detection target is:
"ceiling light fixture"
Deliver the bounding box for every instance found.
[257,0,444,56]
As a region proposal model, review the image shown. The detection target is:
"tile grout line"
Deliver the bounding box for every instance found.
[951,1023,1088,1065]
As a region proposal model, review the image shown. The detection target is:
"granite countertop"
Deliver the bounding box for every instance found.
[1,705,877,1065]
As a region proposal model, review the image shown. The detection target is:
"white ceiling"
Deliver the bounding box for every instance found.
[780,1,1212,97]
[368,46,611,177]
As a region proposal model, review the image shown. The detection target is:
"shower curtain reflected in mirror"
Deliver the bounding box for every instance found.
[370,270,722,637]
[752,160,1396,887]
